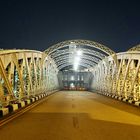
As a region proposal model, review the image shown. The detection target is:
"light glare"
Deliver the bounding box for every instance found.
[77,50,83,56]
[72,49,83,71]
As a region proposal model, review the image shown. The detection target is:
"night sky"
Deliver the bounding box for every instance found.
[0,0,140,52]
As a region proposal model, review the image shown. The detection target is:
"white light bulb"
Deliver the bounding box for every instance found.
[77,50,83,56]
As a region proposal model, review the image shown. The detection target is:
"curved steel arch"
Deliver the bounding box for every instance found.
[44,39,115,56]
[128,44,140,51]
[58,63,92,70]
[50,48,106,60]
[44,39,115,70]
[56,59,96,67]
[53,54,100,64]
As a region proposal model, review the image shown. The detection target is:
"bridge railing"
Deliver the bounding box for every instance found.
[0,50,59,107]
[90,52,140,102]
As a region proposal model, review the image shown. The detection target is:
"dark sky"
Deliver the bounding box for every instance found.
[0,0,140,52]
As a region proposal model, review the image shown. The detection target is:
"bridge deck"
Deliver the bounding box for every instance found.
[0,91,140,140]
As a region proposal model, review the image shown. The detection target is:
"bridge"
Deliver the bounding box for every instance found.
[0,39,140,140]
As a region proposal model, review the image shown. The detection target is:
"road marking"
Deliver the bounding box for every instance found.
[72,116,79,128]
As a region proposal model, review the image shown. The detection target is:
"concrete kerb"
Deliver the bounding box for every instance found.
[123,98,128,102]
[0,90,59,118]
[134,101,140,106]
[40,94,43,98]
[6,104,18,113]
[38,95,42,99]
[118,97,123,101]
[111,95,115,98]
[0,108,9,117]
[17,101,26,108]
[128,99,134,104]
[35,96,39,101]
[24,99,31,105]
[115,96,118,99]
[92,90,140,107]
[30,98,35,103]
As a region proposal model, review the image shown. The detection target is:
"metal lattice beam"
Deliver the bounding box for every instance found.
[128,44,140,52]
[44,39,115,55]
[58,63,92,70]
[55,58,97,67]
[50,48,106,60]
[44,39,116,70]
[53,54,100,64]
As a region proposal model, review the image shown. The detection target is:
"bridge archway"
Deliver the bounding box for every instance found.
[0,40,140,110]
[128,44,140,52]
[43,39,115,71]
[43,39,116,91]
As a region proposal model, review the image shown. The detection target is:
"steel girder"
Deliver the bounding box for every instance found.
[49,48,105,70]
[58,63,92,70]
[50,48,106,59]
[128,44,140,52]
[44,39,115,55]
[56,59,97,66]
[53,54,100,64]
[44,39,115,70]
[56,59,96,68]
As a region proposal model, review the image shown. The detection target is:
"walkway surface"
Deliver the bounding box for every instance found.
[0,91,140,140]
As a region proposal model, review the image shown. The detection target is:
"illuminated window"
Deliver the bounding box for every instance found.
[64,75,67,80]
[78,75,80,80]
[81,75,84,81]
[71,75,74,80]
[70,83,75,88]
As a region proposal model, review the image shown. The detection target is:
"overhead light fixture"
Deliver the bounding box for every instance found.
[75,56,80,62]
[73,50,83,71]
[77,50,83,56]
[74,62,79,71]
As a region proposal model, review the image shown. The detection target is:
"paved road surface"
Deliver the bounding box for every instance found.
[0,91,140,140]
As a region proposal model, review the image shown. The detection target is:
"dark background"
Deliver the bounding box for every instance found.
[0,0,140,52]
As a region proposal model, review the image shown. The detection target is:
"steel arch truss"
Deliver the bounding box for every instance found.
[57,58,96,68]
[0,50,59,107]
[50,48,106,60]
[58,63,92,70]
[53,54,100,64]
[44,40,115,70]
[128,44,140,52]
[44,39,115,55]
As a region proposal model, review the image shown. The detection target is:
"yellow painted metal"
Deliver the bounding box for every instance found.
[12,53,24,98]
[0,58,13,96]
[24,53,33,96]
[1,42,140,106]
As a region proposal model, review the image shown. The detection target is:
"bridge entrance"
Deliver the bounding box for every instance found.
[44,39,115,92]
[1,39,140,109]
[58,70,92,90]
[1,39,140,140]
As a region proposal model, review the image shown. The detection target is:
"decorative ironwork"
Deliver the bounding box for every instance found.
[44,39,115,70]
[128,44,140,51]
[44,39,115,55]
